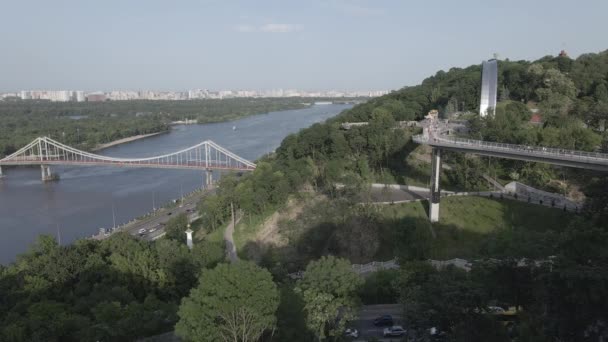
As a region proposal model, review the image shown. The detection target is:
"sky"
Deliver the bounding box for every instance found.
[1,0,607,92]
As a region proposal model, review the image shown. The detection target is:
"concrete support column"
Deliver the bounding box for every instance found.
[205,169,214,189]
[429,148,442,222]
[0,165,3,178]
[41,165,53,182]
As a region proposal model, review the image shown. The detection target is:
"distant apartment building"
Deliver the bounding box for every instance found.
[86,93,106,102]
[18,90,80,102]
[20,90,31,100]
[75,91,86,102]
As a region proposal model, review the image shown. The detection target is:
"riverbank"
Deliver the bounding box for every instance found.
[92,132,166,151]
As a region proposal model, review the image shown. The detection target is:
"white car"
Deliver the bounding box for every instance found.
[344,328,359,338]
[383,325,406,337]
[138,228,147,235]
[487,306,506,314]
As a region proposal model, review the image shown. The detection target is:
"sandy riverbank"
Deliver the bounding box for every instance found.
[92,132,166,151]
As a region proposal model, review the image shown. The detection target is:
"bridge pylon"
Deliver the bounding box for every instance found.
[429,148,442,222]
[41,165,54,182]
[205,169,214,189]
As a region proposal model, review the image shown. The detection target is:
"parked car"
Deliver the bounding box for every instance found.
[373,315,394,326]
[487,306,506,314]
[344,328,359,338]
[138,228,147,235]
[383,326,406,337]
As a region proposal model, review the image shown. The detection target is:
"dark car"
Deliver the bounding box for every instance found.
[373,315,394,326]
[167,212,172,216]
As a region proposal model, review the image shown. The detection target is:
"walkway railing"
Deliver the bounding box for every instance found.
[413,134,608,163]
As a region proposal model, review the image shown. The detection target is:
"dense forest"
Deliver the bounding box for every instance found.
[2,50,608,341]
[0,98,314,157]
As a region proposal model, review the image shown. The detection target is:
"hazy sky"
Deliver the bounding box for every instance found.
[1,0,607,92]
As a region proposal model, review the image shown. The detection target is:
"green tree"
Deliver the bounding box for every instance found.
[175,262,279,342]
[164,213,189,243]
[397,262,485,331]
[295,256,362,340]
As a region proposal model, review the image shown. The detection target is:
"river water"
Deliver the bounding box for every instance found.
[0,104,351,264]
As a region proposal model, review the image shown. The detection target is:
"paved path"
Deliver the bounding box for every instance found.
[364,186,429,203]
[224,213,242,263]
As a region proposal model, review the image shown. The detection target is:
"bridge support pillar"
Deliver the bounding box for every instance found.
[0,166,3,178]
[205,169,214,189]
[41,165,53,182]
[429,148,442,222]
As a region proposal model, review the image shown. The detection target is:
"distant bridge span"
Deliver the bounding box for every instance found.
[0,136,256,181]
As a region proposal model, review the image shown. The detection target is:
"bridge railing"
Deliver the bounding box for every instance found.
[413,134,608,162]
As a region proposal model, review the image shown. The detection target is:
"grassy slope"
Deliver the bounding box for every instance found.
[229,193,575,266]
[378,196,574,260]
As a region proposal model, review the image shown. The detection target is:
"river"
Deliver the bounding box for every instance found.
[0,104,351,264]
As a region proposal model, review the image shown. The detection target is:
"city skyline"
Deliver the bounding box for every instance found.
[2,88,391,102]
[1,0,608,92]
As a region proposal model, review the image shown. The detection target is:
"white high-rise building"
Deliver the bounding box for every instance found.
[75,91,85,102]
[20,90,31,100]
[479,59,498,117]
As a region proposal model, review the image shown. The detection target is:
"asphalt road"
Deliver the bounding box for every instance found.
[92,188,214,241]
[351,304,404,341]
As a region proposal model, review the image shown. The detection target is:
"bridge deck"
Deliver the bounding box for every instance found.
[0,159,255,171]
[0,137,256,172]
[413,134,608,171]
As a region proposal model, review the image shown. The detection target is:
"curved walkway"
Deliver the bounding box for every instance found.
[363,183,580,212]
[224,214,242,263]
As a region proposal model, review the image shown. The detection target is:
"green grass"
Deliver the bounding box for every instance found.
[193,218,225,244]
[378,196,575,259]
[233,206,279,252]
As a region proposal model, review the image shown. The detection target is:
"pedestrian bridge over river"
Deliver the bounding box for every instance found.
[0,136,256,182]
[413,133,608,222]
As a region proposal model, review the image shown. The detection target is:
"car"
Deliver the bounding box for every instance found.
[383,325,406,337]
[373,315,394,326]
[487,306,506,314]
[149,226,158,233]
[167,212,172,216]
[138,228,147,235]
[344,328,358,338]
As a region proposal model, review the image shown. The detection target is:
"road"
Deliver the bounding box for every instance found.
[351,304,405,341]
[92,188,214,241]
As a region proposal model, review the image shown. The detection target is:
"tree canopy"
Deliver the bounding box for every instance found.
[175,261,279,342]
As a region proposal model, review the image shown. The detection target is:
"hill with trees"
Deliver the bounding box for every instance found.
[2,50,608,341]
[191,49,608,340]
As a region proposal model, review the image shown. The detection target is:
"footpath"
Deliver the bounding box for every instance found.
[224,213,242,263]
